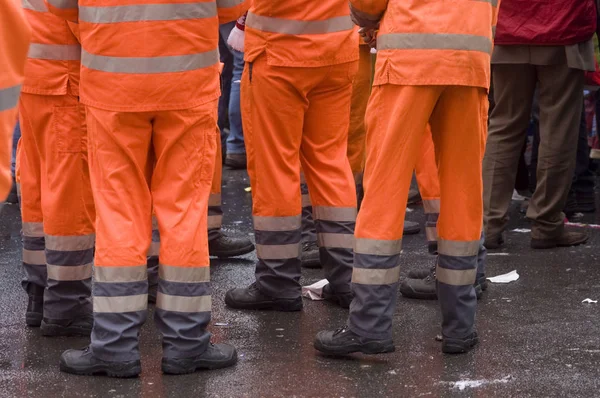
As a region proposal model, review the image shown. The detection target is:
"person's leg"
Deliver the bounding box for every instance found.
[225,49,246,159]
[482,64,536,246]
[528,90,540,192]
[11,120,20,178]
[300,175,320,268]
[528,64,587,247]
[217,21,235,157]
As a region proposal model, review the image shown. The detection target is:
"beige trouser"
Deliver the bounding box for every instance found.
[483,62,584,239]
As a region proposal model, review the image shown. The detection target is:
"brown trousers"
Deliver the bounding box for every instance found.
[483,63,584,239]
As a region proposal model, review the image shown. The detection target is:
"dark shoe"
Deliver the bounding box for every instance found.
[484,233,504,250]
[225,282,303,312]
[322,284,353,309]
[401,268,485,300]
[403,220,420,235]
[301,241,320,268]
[6,179,18,204]
[407,265,434,280]
[41,315,93,337]
[314,327,395,355]
[26,295,44,327]
[442,331,479,354]
[148,284,157,304]
[162,343,237,374]
[209,234,255,258]
[531,230,588,249]
[60,347,141,378]
[224,153,247,170]
[428,241,438,255]
[407,189,421,205]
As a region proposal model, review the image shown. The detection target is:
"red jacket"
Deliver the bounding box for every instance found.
[495,0,597,46]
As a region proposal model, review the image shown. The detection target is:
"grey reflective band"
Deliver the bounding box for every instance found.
[23,249,46,265]
[22,0,48,12]
[438,239,480,257]
[22,222,44,237]
[354,238,402,256]
[94,265,147,283]
[436,266,477,286]
[352,266,401,285]
[301,194,311,208]
[47,263,92,281]
[79,2,217,24]
[423,199,440,214]
[253,215,301,231]
[0,84,22,112]
[317,233,354,249]
[94,294,148,313]
[217,0,244,8]
[313,206,357,222]
[156,293,211,312]
[246,12,353,35]
[377,33,493,55]
[208,214,223,229]
[45,234,95,251]
[82,48,219,74]
[256,243,300,260]
[159,265,210,283]
[208,193,221,207]
[147,241,159,257]
[471,0,498,6]
[46,0,77,9]
[492,26,496,39]
[426,227,438,242]
[152,216,159,230]
[28,43,81,61]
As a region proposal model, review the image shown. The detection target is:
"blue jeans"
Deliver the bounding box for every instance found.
[11,120,20,178]
[218,22,235,152]
[226,49,245,154]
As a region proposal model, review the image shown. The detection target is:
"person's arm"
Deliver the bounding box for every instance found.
[217,0,250,25]
[349,0,388,29]
[44,0,79,23]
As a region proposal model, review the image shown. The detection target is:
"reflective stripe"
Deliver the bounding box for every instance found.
[0,85,22,112]
[472,0,498,6]
[300,172,306,184]
[208,214,223,229]
[317,233,354,249]
[45,234,95,251]
[426,227,438,242]
[354,238,402,256]
[436,265,477,286]
[301,194,311,208]
[217,0,244,8]
[46,0,77,9]
[94,294,148,313]
[208,193,221,207]
[313,206,356,222]
[82,48,219,74]
[23,249,46,265]
[22,0,47,12]
[492,26,496,39]
[28,43,81,61]
[156,293,211,313]
[22,222,44,237]
[94,265,147,283]
[47,263,92,281]
[256,243,299,260]
[147,241,159,257]
[254,215,301,231]
[378,33,493,55]
[79,3,216,24]
[159,265,210,283]
[438,239,480,257]
[423,199,440,214]
[246,12,353,35]
[352,266,401,285]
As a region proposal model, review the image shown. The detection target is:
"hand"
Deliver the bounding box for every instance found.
[358,27,378,48]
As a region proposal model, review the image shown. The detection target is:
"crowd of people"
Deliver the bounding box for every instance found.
[0,0,599,379]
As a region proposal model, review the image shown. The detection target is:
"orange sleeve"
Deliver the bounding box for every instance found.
[217,0,251,25]
[44,0,79,23]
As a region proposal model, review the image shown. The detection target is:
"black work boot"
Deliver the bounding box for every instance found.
[403,220,420,235]
[322,284,353,309]
[314,327,395,355]
[224,153,247,170]
[148,284,158,304]
[26,296,44,327]
[407,266,433,279]
[442,331,479,354]
[301,241,320,268]
[483,233,504,250]
[6,178,18,204]
[401,268,485,300]
[531,230,588,249]
[407,189,421,205]
[41,315,93,337]
[209,233,255,258]
[162,343,237,375]
[60,347,141,378]
[225,282,303,311]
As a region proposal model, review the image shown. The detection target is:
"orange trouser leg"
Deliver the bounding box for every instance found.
[349,85,485,340]
[243,54,357,298]
[19,93,95,319]
[87,101,217,362]
[415,125,441,252]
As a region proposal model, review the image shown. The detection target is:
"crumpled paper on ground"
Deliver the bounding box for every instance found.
[582,298,598,304]
[302,279,329,300]
[487,270,519,284]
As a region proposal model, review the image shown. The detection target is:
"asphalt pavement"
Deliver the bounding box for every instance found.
[0,169,599,398]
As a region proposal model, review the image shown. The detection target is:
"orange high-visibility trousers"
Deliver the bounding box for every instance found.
[415,126,441,252]
[18,93,95,318]
[86,101,217,362]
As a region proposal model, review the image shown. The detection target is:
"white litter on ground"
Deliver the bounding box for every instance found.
[487,270,519,283]
[488,253,509,256]
[512,228,531,233]
[440,375,513,391]
[302,279,329,300]
[582,298,598,304]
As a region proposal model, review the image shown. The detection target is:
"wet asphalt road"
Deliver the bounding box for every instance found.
[1,169,600,398]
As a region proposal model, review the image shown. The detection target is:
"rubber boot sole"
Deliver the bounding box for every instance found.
[442,334,479,354]
[301,256,321,269]
[41,321,92,337]
[314,339,395,356]
[402,284,485,300]
[60,358,141,378]
[530,236,589,249]
[211,243,255,259]
[224,296,303,312]
[162,353,238,375]
[26,312,42,327]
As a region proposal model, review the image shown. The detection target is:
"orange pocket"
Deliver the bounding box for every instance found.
[52,105,83,153]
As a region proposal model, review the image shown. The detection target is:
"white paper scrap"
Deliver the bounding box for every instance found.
[512,228,531,233]
[302,279,329,300]
[487,270,519,284]
[582,298,598,304]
